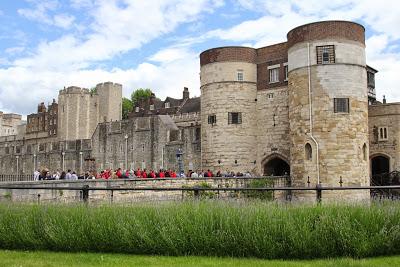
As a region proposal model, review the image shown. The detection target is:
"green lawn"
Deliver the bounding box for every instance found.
[0,250,400,267]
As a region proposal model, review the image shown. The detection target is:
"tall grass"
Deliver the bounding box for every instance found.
[0,201,399,259]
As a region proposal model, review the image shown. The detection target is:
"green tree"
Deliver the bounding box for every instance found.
[131,88,153,107]
[122,97,133,119]
[89,87,97,95]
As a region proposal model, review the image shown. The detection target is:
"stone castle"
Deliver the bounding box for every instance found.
[0,21,399,200]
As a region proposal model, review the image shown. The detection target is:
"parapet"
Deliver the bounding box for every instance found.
[200,46,257,66]
[95,82,122,90]
[287,20,365,49]
[59,86,90,95]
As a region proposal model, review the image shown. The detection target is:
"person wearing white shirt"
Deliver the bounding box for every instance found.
[33,170,40,181]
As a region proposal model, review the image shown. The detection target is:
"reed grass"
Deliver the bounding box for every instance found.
[0,201,399,259]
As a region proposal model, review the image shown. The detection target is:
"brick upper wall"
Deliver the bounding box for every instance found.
[287,21,365,49]
[256,42,288,90]
[200,47,257,66]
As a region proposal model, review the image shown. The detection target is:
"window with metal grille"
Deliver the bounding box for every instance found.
[208,115,216,125]
[228,112,242,124]
[334,98,349,113]
[317,45,335,64]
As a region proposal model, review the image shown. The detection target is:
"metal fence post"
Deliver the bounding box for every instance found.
[193,186,200,200]
[316,183,322,203]
[82,185,89,203]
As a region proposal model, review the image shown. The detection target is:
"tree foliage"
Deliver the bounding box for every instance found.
[122,97,133,119]
[131,88,153,107]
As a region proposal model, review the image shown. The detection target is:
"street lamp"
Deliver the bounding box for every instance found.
[176,148,184,177]
[33,154,36,172]
[79,151,83,173]
[124,134,128,170]
[62,152,65,171]
[16,155,19,175]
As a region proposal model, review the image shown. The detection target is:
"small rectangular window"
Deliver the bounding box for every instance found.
[228,112,242,124]
[334,98,349,113]
[165,102,170,108]
[135,107,139,112]
[284,64,288,81]
[317,45,335,64]
[269,68,279,83]
[149,104,154,111]
[267,93,274,99]
[237,70,243,81]
[208,115,216,125]
[378,127,388,141]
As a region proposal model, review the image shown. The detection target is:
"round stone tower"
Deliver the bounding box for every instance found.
[287,21,369,200]
[200,47,258,173]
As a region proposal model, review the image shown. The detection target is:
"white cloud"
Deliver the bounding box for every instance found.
[5,47,25,55]
[18,0,76,29]
[208,0,400,102]
[0,0,218,114]
[53,14,75,29]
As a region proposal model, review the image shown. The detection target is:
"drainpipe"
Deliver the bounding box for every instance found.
[307,43,320,185]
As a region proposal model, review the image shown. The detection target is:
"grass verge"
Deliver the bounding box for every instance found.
[1,250,400,267]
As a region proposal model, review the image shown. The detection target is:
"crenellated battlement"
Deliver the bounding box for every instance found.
[59,86,91,95]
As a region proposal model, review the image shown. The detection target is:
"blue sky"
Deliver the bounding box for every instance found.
[0,0,399,116]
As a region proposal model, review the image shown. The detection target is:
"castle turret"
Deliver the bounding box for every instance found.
[57,82,122,141]
[200,47,258,173]
[287,21,369,200]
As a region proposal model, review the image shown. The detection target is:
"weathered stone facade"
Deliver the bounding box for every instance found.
[58,82,122,141]
[0,112,24,137]
[1,20,400,203]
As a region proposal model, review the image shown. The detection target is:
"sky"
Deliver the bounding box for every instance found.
[0,0,399,116]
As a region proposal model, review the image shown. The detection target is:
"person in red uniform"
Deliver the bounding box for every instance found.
[149,170,156,178]
[159,170,165,178]
[116,168,123,178]
[142,169,147,178]
[171,170,177,178]
[136,168,141,178]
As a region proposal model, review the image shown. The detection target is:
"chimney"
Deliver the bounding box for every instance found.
[183,87,189,99]
[383,95,387,104]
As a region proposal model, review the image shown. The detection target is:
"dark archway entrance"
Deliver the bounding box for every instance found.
[371,156,390,176]
[264,157,290,176]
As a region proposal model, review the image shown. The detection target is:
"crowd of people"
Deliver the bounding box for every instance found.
[33,168,253,181]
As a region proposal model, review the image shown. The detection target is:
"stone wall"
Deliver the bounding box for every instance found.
[0,178,270,203]
[58,82,122,141]
[368,103,400,173]
[288,37,369,201]
[91,115,201,173]
[201,57,258,173]
[255,87,290,175]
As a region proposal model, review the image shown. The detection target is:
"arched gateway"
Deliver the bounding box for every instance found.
[263,154,290,176]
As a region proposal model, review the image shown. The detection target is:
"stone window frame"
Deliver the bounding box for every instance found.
[378,127,388,141]
[208,114,216,125]
[135,106,140,113]
[334,98,349,113]
[305,143,312,161]
[267,93,274,100]
[316,45,335,64]
[362,143,367,161]
[283,62,288,81]
[237,70,244,81]
[149,104,155,111]
[228,112,242,125]
[165,102,170,109]
[268,64,280,84]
